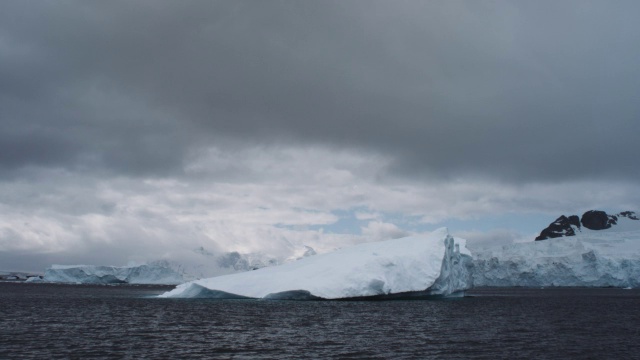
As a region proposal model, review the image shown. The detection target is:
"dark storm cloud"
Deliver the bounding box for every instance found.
[1,1,639,182]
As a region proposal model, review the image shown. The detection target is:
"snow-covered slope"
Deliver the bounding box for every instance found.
[473,226,640,288]
[160,228,473,300]
[41,263,187,285]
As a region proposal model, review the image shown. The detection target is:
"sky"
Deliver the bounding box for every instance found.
[1,1,639,272]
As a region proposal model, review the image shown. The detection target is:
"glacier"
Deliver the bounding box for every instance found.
[33,211,640,290]
[160,228,473,300]
[35,249,289,285]
[40,263,186,285]
[472,228,640,288]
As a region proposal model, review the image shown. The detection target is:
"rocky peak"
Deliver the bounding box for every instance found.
[534,215,581,241]
[619,211,639,220]
[535,210,638,240]
[580,210,618,230]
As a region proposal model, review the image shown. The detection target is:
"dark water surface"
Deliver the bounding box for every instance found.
[1,283,639,359]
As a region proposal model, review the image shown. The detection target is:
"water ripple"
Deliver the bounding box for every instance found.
[1,284,640,359]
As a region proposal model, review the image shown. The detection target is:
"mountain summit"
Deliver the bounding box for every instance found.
[535,210,639,240]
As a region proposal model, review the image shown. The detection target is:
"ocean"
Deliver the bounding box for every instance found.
[1,283,639,359]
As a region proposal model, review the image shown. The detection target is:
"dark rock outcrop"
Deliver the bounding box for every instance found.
[536,210,637,240]
[581,210,617,230]
[619,211,639,220]
[535,215,581,240]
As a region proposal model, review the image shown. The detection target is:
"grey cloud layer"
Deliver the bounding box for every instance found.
[1,1,639,181]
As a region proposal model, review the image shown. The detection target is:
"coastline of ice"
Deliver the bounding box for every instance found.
[35,250,289,285]
[159,228,473,300]
[30,215,640,291]
[40,263,186,285]
[472,229,640,288]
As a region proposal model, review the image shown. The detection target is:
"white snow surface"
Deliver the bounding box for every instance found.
[42,263,186,285]
[160,228,473,299]
[473,222,640,288]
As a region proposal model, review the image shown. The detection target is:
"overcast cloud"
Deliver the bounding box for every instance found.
[1,1,639,271]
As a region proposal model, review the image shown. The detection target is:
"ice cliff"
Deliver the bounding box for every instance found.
[160,228,473,300]
[41,263,187,285]
[473,220,640,288]
[37,249,290,285]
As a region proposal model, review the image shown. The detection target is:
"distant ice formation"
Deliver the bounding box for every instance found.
[473,215,640,288]
[34,210,640,291]
[0,271,41,281]
[37,248,291,285]
[160,228,473,300]
[41,263,187,285]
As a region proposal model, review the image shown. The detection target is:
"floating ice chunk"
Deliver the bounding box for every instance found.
[160,228,473,300]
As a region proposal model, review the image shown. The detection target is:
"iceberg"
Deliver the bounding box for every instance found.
[0,271,41,281]
[472,229,640,288]
[42,263,186,285]
[160,228,473,300]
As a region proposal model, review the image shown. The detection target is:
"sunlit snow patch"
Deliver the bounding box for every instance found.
[159,228,473,300]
